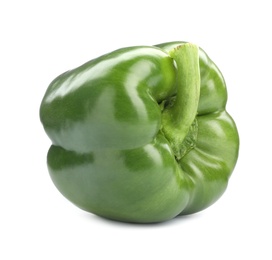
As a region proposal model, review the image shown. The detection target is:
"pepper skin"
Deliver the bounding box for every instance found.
[40,41,239,223]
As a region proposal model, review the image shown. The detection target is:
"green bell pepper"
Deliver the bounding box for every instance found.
[40,41,239,223]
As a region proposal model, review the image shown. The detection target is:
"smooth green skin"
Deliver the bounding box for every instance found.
[40,41,239,223]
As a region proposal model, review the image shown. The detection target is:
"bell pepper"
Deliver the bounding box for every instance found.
[40,41,239,223]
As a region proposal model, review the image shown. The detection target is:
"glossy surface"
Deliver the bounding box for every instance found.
[40,47,176,152]
[40,41,239,223]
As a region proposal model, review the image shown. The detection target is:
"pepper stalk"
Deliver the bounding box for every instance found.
[161,43,200,159]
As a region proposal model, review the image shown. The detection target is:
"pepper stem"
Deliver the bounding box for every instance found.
[162,43,200,159]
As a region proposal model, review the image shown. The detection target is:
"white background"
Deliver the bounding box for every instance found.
[1,0,271,259]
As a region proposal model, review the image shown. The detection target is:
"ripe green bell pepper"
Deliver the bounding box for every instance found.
[40,41,239,223]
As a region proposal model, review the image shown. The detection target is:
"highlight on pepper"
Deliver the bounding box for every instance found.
[40,41,239,223]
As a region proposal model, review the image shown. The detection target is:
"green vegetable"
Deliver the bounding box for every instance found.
[40,41,239,223]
